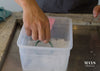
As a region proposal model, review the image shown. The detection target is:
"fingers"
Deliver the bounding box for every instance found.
[93,5,100,18]
[24,21,50,43]
[43,23,51,43]
[38,21,45,41]
[25,28,32,36]
[31,24,38,41]
[37,21,50,43]
[24,22,32,36]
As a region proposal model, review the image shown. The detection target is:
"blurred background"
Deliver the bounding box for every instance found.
[0,0,22,12]
[0,0,100,12]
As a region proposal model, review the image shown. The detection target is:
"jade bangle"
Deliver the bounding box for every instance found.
[35,40,53,47]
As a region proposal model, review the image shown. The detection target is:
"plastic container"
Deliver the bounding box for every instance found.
[17,17,73,71]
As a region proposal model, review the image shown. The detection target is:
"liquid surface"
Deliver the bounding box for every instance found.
[27,39,69,48]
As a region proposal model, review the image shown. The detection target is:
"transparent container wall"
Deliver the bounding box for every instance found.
[18,17,72,48]
[17,17,72,71]
[19,48,70,71]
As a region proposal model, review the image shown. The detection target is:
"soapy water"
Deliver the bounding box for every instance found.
[26,38,69,48]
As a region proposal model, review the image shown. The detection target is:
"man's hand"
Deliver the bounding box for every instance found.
[15,0,50,43]
[93,5,100,18]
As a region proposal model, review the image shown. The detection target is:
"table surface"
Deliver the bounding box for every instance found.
[1,25,100,71]
[0,12,22,69]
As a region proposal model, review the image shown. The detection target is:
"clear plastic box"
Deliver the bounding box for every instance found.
[17,17,73,71]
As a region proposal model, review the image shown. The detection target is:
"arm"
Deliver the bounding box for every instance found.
[15,0,50,43]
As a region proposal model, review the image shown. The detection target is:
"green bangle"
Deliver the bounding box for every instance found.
[35,40,53,47]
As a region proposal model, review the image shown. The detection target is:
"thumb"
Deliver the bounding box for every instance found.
[93,6,100,18]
